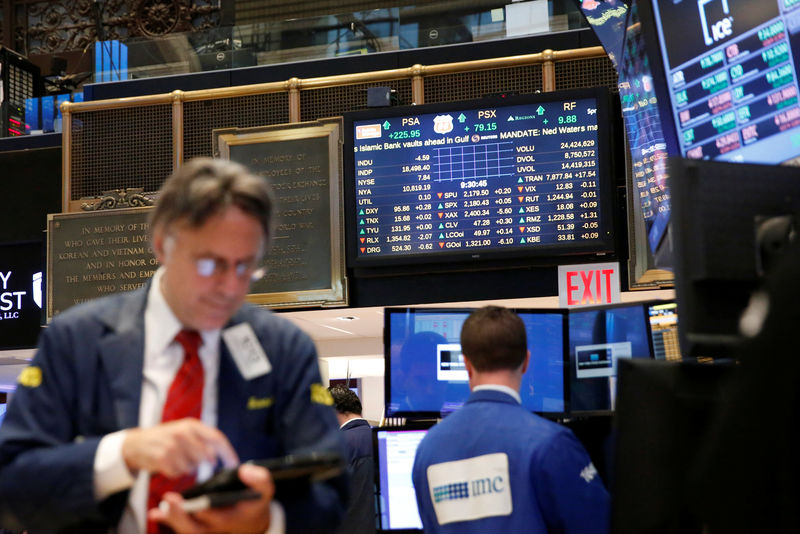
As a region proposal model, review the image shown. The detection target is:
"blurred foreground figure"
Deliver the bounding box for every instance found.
[0,158,346,534]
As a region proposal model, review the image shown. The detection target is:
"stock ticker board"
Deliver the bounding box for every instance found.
[349,94,613,264]
[652,0,800,163]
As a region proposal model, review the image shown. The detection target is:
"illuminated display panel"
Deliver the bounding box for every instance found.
[568,302,653,413]
[0,241,44,350]
[651,0,800,163]
[618,1,673,252]
[647,301,681,361]
[374,427,427,531]
[384,308,566,418]
[344,89,616,268]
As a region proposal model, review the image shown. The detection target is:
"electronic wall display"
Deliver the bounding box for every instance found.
[0,241,44,350]
[649,0,800,163]
[568,302,652,412]
[374,427,429,531]
[344,88,616,268]
[618,1,674,252]
[384,307,566,417]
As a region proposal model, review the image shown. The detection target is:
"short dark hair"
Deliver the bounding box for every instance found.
[149,158,274,245]
[328,385,362,415]
[460,306,527,372]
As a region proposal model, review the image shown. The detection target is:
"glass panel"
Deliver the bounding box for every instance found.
[99,1,587,82]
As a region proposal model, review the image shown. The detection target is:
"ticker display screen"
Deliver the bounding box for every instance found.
[344,89,615,267]
[651,0,800,163]
[619,1,672,252]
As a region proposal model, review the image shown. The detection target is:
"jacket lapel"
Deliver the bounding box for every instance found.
[97,286,148,431]
[217,309,251,450]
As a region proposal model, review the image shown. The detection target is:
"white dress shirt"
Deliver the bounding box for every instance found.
[93,267,220,534]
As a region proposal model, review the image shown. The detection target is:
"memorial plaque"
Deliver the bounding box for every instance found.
[47,207,154,319]
[214,118,347,308]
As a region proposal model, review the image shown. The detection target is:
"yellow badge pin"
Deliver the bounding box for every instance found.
[310,383,334,406]
[17,366,42,388]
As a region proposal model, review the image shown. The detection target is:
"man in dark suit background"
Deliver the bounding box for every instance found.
[0,158,346,534]
[329,385,375,534]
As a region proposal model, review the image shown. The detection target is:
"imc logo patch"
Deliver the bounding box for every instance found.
[433,482,469,503]
[427,453,512,525]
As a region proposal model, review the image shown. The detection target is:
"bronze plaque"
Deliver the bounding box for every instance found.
[47,207,154,319]
[213,118,347,308]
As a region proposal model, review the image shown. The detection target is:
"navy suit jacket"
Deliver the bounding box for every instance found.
[0,284,347,533]
[340,419,372,466]
[336,419,375,534]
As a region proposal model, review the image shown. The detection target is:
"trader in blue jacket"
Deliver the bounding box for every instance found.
[0,158,346,534]
[412,306,609,533]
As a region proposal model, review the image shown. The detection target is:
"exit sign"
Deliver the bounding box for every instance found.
[557,262,621,308]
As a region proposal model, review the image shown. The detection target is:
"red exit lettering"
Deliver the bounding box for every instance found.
[566,269,616,306]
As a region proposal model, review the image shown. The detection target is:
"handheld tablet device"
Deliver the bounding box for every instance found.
[179,451,344,510]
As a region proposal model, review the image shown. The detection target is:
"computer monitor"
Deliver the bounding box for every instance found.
[644,0,800,164]
[344,87,617,271]
[575,0,678,255]
[567,302,652,413]
[384,308,567,417]
[670,156,800,358]
[373,426,430,532]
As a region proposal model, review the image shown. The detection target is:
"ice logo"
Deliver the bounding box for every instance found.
[433,114,454,135]
[698,0,733,46]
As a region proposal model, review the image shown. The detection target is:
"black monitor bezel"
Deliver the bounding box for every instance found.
[343,87,618,271]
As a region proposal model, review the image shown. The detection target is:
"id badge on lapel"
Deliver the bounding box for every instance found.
[222,323,272,380]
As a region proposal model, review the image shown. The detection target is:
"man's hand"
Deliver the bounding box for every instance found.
[121,419,239,478]
[148,464,276,534]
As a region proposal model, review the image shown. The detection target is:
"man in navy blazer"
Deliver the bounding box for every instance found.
[0,158,347,534]
[329,385,375,534]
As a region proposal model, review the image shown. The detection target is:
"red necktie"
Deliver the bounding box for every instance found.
[147,329,204,534]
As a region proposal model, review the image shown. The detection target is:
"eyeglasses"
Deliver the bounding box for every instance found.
[194,257,266,282]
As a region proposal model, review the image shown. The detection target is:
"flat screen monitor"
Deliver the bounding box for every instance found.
[645,0,800,164]
[618,0,675,252]
[0,241,44,350]
[384,308,567,417]
[374,426,430,532]
[344,88,616,269]
[670,156,800,358]
[647,300,681,361]
[567,302,652,412]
